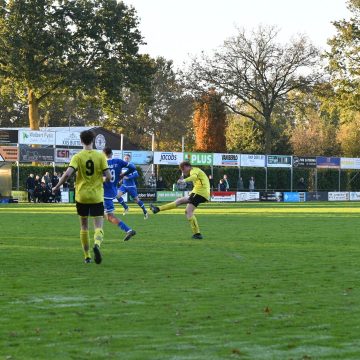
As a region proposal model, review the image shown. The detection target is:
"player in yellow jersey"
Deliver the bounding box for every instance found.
[52,130,111,264]
[150,161,210,239]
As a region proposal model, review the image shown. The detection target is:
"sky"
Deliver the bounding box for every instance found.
[124,0,351,67]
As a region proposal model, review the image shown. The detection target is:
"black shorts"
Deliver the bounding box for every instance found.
[76,202,104,217]
[188,193,208,207]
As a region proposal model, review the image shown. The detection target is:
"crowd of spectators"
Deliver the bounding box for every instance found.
[25,171,65,203]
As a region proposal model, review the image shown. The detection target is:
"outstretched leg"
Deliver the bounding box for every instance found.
[150,196,189,214]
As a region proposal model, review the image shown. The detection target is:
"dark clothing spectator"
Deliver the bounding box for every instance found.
[156,177,166,191]
[26,175,35,202]
[223,175,230,191]
[237,177,244,190]
[39,182,51,203]
[297,178,306,191]
[218,179,227,191]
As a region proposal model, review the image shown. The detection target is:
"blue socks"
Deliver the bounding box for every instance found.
[118,196,128,210]
[138,200,147,214]
[118,221,130,232]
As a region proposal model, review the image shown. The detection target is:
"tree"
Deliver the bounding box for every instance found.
[337,112,360,156]
[185,26,320,153]
[326,0,360,112]
[193,89,226,152]
[104,57,193,150]
[0,0,154,130]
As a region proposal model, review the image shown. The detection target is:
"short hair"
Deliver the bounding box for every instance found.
[103,147,113,156]
[179,161,192,170]
[80,130,95,145]
[123,153,131,159]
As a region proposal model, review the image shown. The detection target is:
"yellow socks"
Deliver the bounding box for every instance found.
[159,201,177,211]
[188,215,200,234]
[80,230,90,259]
[94,228,104,247]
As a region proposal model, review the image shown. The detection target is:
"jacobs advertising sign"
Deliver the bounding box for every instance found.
[266,155,292,168]
[184,152,213,166]
[213,153,240,167]
[153,152,183,165]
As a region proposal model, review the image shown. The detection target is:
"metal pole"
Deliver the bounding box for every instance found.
[181,136,185,152]
[265,167,268,192]
[16,161,19,190]
[151,134,155,175]
[290,167,293,192]
[315,169,318,192]
[120,133,124,158]
[339,168,341,191]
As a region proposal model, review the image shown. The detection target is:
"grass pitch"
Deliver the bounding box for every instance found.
[1,202,360,360]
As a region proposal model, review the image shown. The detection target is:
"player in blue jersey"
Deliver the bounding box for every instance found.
[103,147,137,241]
[117,153,149,219]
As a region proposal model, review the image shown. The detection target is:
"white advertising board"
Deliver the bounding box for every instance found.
[153,152,184,165]
[328,192,350,201]
[55,131,82,147]
[236,192,260,202]
[350,192,360,201]
[213,153,240,167]
[240,154,265,167]
[340,157,360,170]
[19,130,55,145]
[210,192,236,202]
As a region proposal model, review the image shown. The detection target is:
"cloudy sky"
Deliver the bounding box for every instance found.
[125,0,351,67]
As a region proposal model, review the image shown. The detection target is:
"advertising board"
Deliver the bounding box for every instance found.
[153,152,184,165]
[19,145,54,162]
[328,192,349,201]
[316,157,340,169]
[210,191,236,202]
[184,152,213,166]
[0,146,18,162]
[292,156,317,168]
[213,153,240,167]
[266,155,292,168]
[19,130,55,145]
[236,192,260,202]
[340,157,360,170]
[157,191,184,202]
[240,154,265,167]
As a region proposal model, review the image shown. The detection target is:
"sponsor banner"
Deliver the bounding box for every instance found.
[328,192,349,201]
[0,129,18,144]
[240,154,265,167]
[236,192,260,202]
[213,153,240,167]
[305,192,328,201]
[260,192,284,202]
[122,151,153,165]
[184,152,213,166]
[135,190,157,202]
[18,130,55,145]
[19,145,54,162]
[340,157,360,170]
[61,189,70,203]
[55,131,82,147]
[55,148,82,163]
[316,156,340,169]
[0,146,18,161]
[157,191,184,202]
[11,191,28,202]
[153,152,184,165]
[266,155,292,168]
[284,192,300,202]
[293,156,317,168]
[350,192,360,201]
[210,191,236,202]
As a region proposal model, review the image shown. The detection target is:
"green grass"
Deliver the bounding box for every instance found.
[1,202,360,360]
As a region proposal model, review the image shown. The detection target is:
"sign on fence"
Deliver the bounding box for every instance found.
[316,157,340,169]
[153,152,183,165]
[136,191,157,202]
[328,192,349,201]
[240,154,265,167]
[157,191,184,201]
[236,192,260,202]
[0,130,18,144]
[350,192,360,201]
[212,153,240,167]
[55,148,81,163]
[340,157,360,170]
[184,152,213,166]
[123,151,153,165]
[266,155,292,168]
[0,146,18,162]
[283,192,300,202]
[55,131,82,147]
[19,130,55,145]
[211,191,236,202]
[19,145,54,162]
[260,192,283,202]
[292,156,317,168]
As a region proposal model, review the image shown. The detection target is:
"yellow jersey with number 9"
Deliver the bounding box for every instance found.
[69,150,109,204]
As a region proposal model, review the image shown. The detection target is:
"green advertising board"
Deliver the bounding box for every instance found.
[184,152,213,166]
[157,191,184,202]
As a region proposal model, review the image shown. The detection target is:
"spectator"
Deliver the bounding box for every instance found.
[33,176,42,202]
[147,173,157,189]
[39,182,51,203]
[218,179,227,191]
[42,171,51,187]
[297,177,306,191]
[51,172,61,202]
[223,174,230,191]
[156,176,166,191]
[237,177,244,191]
[249,177,255,191]
[26,174,35,202]
[208,174,214,190]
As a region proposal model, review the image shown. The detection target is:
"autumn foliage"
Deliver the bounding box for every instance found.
[193,90,227,152]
